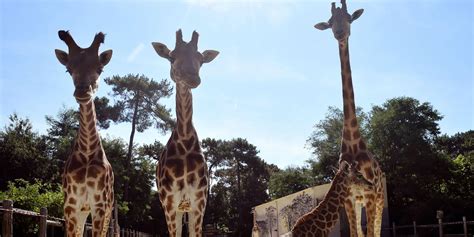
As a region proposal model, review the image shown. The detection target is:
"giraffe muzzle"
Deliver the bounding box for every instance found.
[74,87,93,101]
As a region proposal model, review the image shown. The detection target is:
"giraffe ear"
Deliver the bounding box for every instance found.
[202,50,219,64]
[350,9,364,23]
[99,50,113,66]
[55,49,68,66]
[314,22,331,31]
[152,42,172,61]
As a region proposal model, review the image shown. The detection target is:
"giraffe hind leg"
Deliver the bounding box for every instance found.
[65,210,89,237]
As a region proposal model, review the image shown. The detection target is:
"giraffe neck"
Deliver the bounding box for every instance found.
[75,100,101,154]
[174,82,196,139]
[292,167,350,234]
[338,40,362,145]
[312,168,349,218]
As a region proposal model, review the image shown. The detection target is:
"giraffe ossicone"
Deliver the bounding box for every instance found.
[55,30,115,237]
[152,29,219,237]
[315,1,385,236]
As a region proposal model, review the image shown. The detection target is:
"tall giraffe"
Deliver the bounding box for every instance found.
[152,29,219,237]
[55,30,114,237]
[288,162,370,236]
[315,1,385,236]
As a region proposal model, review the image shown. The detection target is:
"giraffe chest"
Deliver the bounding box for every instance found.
[63,150,113,193]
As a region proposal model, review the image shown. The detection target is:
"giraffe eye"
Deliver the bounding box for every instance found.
[65,69,72,75]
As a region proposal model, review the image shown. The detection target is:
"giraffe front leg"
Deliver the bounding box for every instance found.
[344,199,359,237]
[91,204,112,237]
[374,195,384,237]
[188,210,204,237]
[365,200,377,237]
[64,209,89,237]
[163,207,182,237]
[355,202,365,237]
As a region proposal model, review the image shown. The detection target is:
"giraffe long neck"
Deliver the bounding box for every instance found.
[175,83,196,139]
[76,100,101,153]
[292,167,350,234]
[312,168,349,218]
[339,40,362,144]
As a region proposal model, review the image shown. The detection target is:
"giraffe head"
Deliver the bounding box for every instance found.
[314,0,364,42]
[55,30,112,104]
[152,29,219,89]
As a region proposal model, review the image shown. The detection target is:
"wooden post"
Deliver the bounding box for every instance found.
[463,216,467,237]
[392,222,396,237]
[413,221,417,237]
[437,210,444,237]
[39,207,48,237]
[2,200,13,237]
[114,199,120,237]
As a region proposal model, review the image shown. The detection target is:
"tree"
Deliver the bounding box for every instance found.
[306,106,369,183]
[101,137,159,230]
[0,179,63,236]
[104,74,174,198]
[206,138,272,236]
[93,96,122,129]
[369,97,451,223]
[268,166,312,200]
[0,114,50,189]
[44,107,78,184]
[435,131,474,220]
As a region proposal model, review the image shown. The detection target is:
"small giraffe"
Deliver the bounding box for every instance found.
[251,208,260,237]
[315,1,385,236]
[288,162,369,236]
[55,30,114,237]
[152,29,219,237]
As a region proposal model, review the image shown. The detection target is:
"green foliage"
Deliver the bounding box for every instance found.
[203,138,272,236]
[104,74,174,200]
[104,74,174,134]
[0,179,63,236]
[368,97,450,223]
[268,166,313,200]
[0,114,50,189]
[94,96,122,129]
[101,137,160,230]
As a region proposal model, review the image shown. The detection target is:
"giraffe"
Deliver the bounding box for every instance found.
[251,208,260,237]
[288,162,370,236]
[55,30,114,237]
[314,1,385,236]
[151,29,219,237]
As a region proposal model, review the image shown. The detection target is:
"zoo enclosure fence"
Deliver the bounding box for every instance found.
[0,199,153,237]
[382,213,473,237]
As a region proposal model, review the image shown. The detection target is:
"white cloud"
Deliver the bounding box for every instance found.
[127,43,145,63]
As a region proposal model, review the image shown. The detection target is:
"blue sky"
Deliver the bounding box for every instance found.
[1,0,472,169]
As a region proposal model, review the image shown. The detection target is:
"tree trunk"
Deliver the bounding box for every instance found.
[127,101,138,163]
[237,159,243,237]
[124,95,140,201]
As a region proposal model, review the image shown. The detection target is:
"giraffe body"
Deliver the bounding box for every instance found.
[315,1,384,236]
[290,162,366,236]
[152,30,219,237]
[55,30,114,237]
